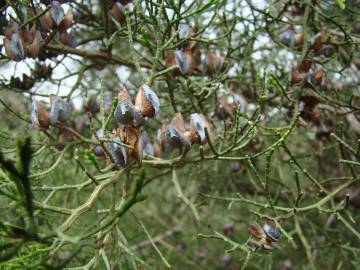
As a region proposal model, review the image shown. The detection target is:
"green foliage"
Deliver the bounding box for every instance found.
[0,243,49,270]
[335,0,346,9]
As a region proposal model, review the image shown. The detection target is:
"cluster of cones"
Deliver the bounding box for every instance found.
[289,59,329,126]
[3,21,42,61]
[113,85,159,127]
[290,59,328,89]
[279,27,337,58]
[29,84,207,166]
[93,88,245,164]
[96,85,160,166]
[31,94,72,131]
[2,0,75,61]
[310,32,337,57]
[91,85,211,166]
[159,112,210,155]
[278,26,304,49]
[40,0,75,47]
[289,58,345,127]
[166,24,224,77]
[248,219,281,251]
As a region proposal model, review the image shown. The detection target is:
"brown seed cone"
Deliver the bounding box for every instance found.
[4,27,14,40]
[27,31,42,58]
[166,50,176,68]
[184,50,197,75]
[119,126,140,157]
[33,102,51,130]
[59,31,70,46]
[40,11,54,32]
[189,114,209,145]
[135,86,155,117]
[294,32,304,46]
[38,111,51,130]
[58,30,75,47]
[290,67,306,85]
[28,25,38,41]
[206,52,217,75]
[301,111,320,125]
[249,223,265,240]
[4,20,18,39]
[19,28,33,44]
[59,8,74,31]
[112,3,126,23]
[300,95,320,110]
[297,59,312,73]
[206,52,221,75]
[165,50,180,77]
[4,38,15,60]
[311,32,326,52]
[171,113,186,133]
[313,67,324,85]
[118,87,132,103]
[6,32,25,61]
[132,135,143,163]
